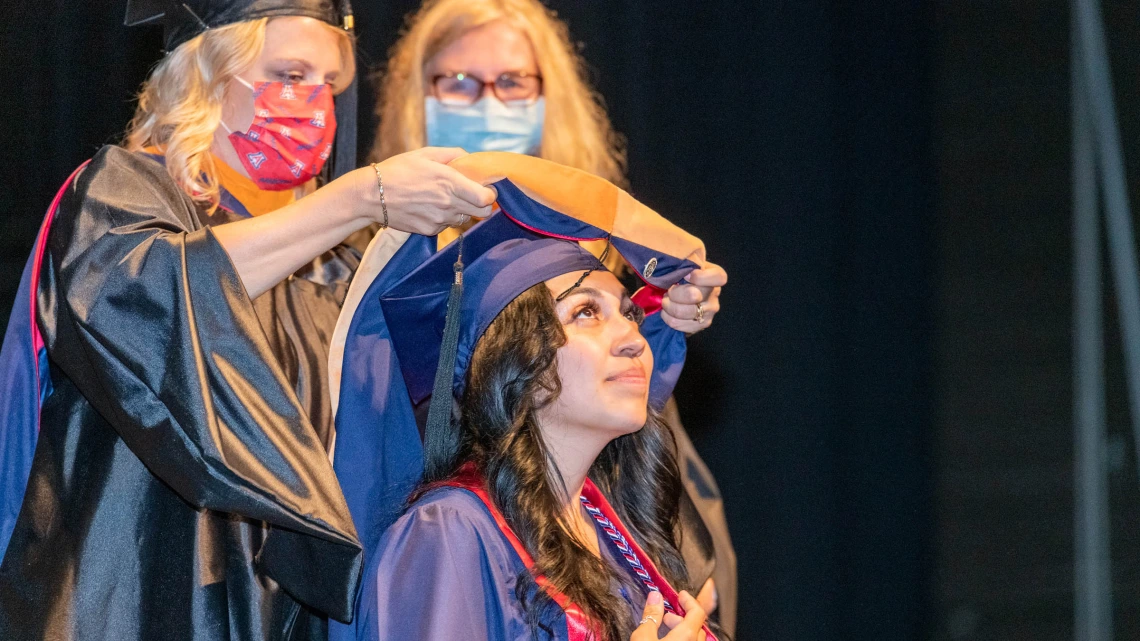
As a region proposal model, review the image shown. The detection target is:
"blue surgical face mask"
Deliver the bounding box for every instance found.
[425,96,545,154]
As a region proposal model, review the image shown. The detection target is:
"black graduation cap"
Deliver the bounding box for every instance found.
[125,0,359,178]
[124,0,354,51]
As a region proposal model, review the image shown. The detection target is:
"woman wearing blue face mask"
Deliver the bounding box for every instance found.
[369,0,737,635]
[374,0,625,185]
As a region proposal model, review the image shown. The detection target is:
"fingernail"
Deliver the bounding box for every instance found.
[647,590,663,605]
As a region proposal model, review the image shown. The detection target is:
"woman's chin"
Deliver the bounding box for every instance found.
[598,406,648,436]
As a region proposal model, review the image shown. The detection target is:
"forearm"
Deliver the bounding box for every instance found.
[212,185,370,298]
[212,148,496,299]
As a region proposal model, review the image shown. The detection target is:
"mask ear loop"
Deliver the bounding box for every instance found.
[219,77,257,136]
[555,237,611,302]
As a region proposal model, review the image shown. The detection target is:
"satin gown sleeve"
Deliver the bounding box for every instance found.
[35,146,362,620]
[345,488,566,641]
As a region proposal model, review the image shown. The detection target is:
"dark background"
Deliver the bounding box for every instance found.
[3,1,1138,639]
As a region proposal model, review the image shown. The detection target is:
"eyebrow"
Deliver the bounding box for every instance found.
[267,58,314,70]
[558,287,633,307]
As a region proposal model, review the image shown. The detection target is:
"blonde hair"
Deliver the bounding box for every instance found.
[374,0,627,186]
[125,18,355,210]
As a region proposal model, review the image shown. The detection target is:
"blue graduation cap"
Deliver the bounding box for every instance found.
[328,152,707,586]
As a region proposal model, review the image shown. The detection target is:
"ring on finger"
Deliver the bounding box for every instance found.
[639,615,659,627]
[694,301,705,323]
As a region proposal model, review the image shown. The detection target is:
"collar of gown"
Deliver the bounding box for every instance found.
[211,153,296,217]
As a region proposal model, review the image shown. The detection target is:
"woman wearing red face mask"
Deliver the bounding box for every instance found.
[0,1,497,639]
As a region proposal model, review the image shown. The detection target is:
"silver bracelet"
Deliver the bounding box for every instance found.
[371,163,389,229]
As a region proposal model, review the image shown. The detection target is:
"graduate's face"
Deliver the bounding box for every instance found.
[540,271,652,438]
[221,17,346,134]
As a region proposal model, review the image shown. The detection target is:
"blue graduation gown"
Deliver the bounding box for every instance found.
[344,487,646,641]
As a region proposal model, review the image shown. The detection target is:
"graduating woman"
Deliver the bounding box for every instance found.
[331,153,722,640]
[369,1,736,630]
[0,1,497,638]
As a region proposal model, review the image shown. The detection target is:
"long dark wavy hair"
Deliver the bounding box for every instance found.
[415,283,692,640]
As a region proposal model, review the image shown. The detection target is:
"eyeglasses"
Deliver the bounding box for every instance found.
[430,71,543,106]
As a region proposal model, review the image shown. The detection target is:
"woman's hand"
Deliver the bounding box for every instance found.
[341,146,497,235]
[696,578,718,615]
[212,147,496,299]
[631,590,708,641]
[661,261,727,335]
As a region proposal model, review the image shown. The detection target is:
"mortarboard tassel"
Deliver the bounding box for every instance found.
[424,234,465,473]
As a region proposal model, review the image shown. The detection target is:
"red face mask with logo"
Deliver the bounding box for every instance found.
[224,78,337,190]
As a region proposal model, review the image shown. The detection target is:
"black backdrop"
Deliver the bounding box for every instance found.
[0,2,935,639]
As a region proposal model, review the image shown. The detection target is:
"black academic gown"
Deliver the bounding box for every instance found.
[0,146,363,641]
[665,399,738,638]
